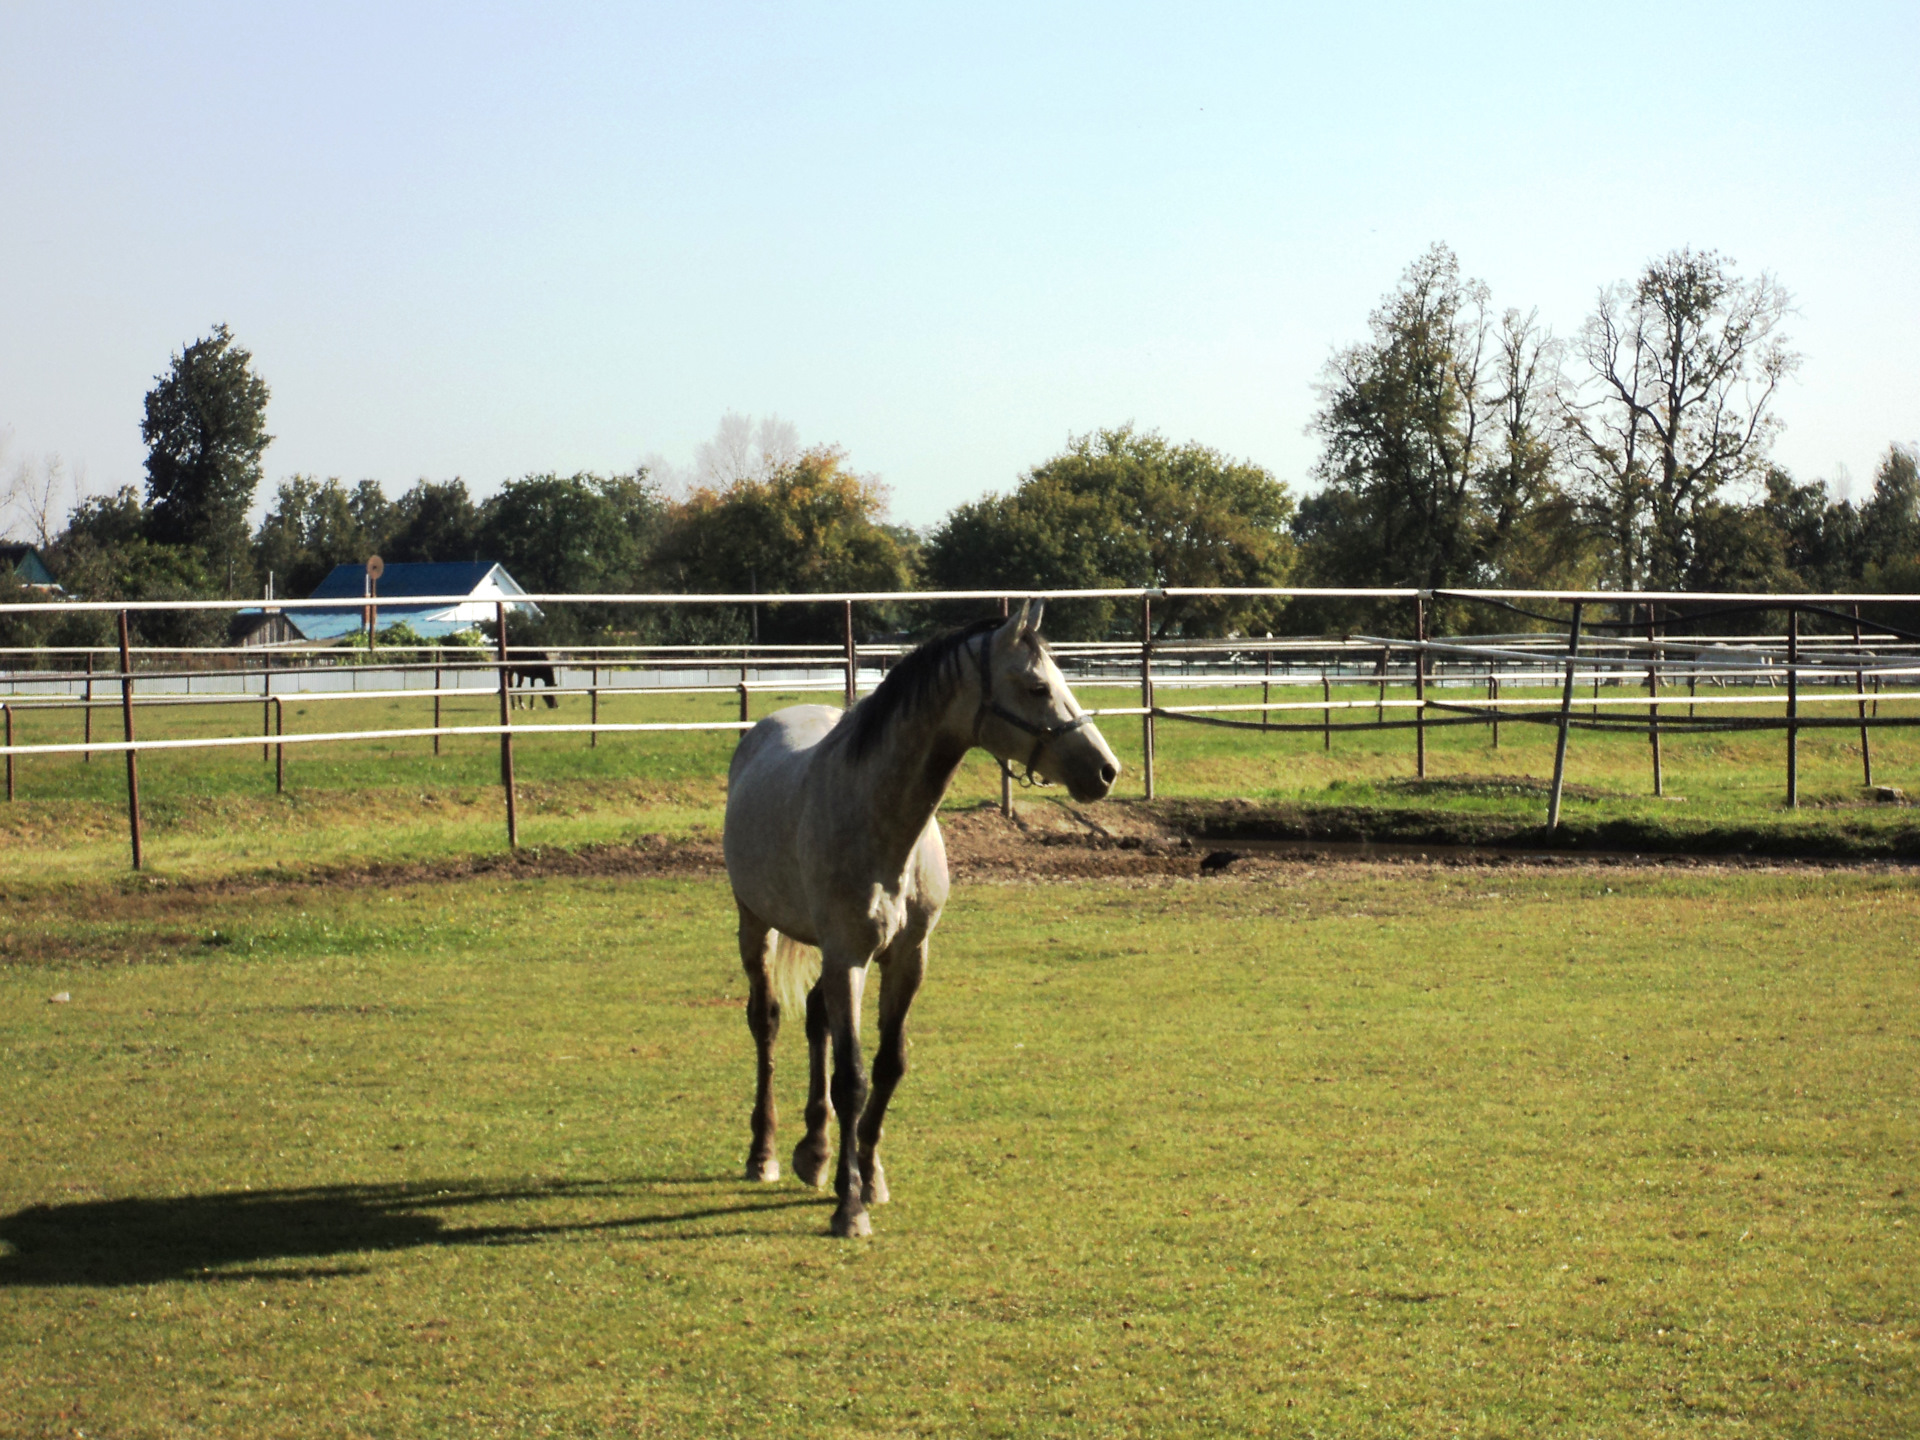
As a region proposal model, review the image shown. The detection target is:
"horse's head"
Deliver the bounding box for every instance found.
[978,601,1120,803]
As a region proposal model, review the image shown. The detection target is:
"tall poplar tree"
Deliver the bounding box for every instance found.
[142,324,272,586]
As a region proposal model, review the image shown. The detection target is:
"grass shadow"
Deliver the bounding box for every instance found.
[0,1174,828,1287]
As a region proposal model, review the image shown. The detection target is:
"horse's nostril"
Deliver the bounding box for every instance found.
[1099,763,1117,786]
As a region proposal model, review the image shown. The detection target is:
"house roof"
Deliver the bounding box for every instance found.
[309,561,510,600]
[298,560,541,641]
[1,543,56,587]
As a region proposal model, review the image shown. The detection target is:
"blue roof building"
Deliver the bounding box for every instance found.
[296,561,544,641]
[1,543,57,589]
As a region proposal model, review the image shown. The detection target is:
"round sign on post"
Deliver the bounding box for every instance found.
[366,554,385,582]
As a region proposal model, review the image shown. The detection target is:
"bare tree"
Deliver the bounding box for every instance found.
[693,411,804,490]
[1568,249,1797,589]
[2,451,75,549]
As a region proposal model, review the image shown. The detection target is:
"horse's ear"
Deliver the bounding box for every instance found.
[1023,598,1045,637]
[995,602,1028,651]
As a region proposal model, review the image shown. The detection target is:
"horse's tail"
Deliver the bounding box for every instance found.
[768,930,821,1019]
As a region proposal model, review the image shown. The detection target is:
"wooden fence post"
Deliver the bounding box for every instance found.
[1647,604,1663,797]
[1140,594,1155,800]
[496,602,518,849]
[1786,607,1799,808]
[1414,596,1427,779]
[1853,604,1872,787]
[1547,602,1584,832]
[118,610,142,870]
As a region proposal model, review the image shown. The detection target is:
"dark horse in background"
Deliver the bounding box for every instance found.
[506,650,561,709]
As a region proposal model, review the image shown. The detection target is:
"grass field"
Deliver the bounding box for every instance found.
[2,675,1916,882]
[2,859,1916,1436]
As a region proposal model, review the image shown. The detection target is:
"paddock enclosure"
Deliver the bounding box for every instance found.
[4,585,1920,871]
[1,588,1917,1436]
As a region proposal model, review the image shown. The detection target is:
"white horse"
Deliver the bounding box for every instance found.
[723,602,1120,1237]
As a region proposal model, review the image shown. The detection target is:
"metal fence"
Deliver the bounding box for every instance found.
[4,586,1919,868]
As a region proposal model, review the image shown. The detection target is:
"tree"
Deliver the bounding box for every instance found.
[654,447,918,641]
[252,477,392,597]
[141,324,272,585]
[1302,246,1491,597]
[476,470,670,639]
[1568,249,1797,590]
[386,479,481,563]
[925,426,1295,639]
[1293,247,1583,629]
[43,486,223,648]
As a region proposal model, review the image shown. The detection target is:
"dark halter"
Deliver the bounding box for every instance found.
[972,630,1094,787]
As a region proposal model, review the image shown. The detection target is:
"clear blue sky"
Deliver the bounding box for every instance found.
[3,1,1915,531]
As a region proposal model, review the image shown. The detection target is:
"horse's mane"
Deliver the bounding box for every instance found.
[841,618,1002,761]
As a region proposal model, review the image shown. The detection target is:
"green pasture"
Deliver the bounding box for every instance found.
[2,675,1917,880]
[2,863,1916,1436]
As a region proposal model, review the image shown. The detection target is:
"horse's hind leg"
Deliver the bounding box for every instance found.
[791,977,833,1189]
[737,907,781,1182]
[855,936,927,1207]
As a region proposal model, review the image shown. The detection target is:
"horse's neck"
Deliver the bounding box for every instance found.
[843,643,983,864]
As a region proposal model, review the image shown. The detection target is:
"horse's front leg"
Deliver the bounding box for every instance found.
[736,907,781,1182]
[856,935,926,1208]
[820,954,872,1238]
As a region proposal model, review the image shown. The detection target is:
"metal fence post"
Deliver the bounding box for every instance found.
[433,662,443,756]
[738,680,750,726]
[83,651,93,762]
[1262,648,1272,734]
[590,664,599,748]
[1490,672,1500,749]
[843,600,857,708]
[1547,602,1584,831]
[1414,595,1427,779]
[274,696,285,794]
[1140,594,1155,800]
[1322,669,1331,750]
[998,597,1013,817]
[1853,604,1872,787]
[496,602,518,849]
[1786,607,1799,808]
[118,610,142,870]
[1647,603,1663,797]
[4,703,12,802]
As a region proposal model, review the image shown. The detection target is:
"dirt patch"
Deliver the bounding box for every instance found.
[28,795,1915,908]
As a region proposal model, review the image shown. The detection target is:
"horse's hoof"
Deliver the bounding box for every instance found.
[791,1140,831,1190]
[862,1161,890,1207]
[831,1208,873,1239]
[746,1154,780,1183]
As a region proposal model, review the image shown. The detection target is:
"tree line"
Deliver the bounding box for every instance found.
[7,248,1920,650]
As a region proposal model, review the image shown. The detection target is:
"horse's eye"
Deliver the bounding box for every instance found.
[1027,683,1051,698]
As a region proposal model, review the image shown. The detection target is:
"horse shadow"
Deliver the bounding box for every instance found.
[0,1174,827,1288]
